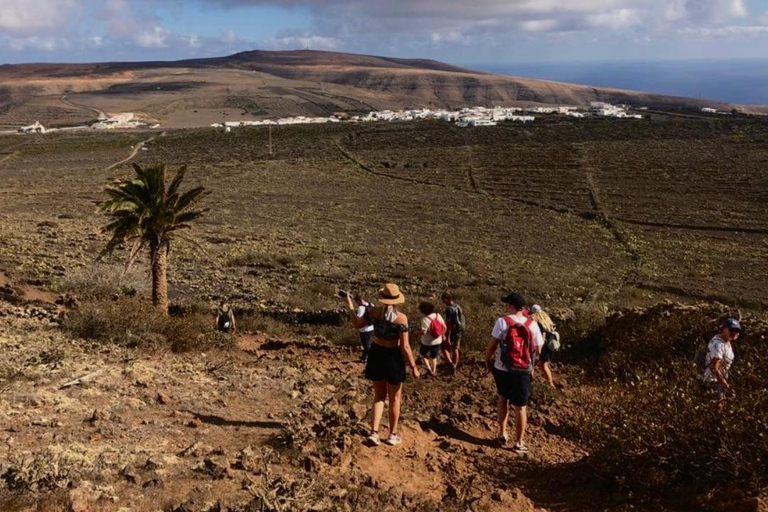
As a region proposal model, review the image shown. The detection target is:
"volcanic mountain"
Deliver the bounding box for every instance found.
[0,49,757,129]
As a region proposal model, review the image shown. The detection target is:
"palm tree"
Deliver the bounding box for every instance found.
[100,163,207,312]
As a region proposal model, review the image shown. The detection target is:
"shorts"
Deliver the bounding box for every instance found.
[539,343,553,363]
[365,343,406,385]
[441,332,462,351]
[419,344,440,359]
[493,368,532,407]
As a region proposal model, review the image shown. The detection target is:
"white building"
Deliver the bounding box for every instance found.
[18,121,46,134]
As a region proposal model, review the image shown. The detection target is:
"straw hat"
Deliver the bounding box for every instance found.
[378,283,405,305]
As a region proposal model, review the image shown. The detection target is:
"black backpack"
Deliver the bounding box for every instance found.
[217,308,233,332]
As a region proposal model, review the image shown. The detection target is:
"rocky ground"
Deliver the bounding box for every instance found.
[0,285,601,512]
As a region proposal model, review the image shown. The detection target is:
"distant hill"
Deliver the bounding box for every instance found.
[0,49,763,130]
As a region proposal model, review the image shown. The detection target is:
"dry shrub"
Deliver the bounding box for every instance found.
[571,303,768,505]
[599,301,734,379]
[62,297,227,352]
[58,264,148,300]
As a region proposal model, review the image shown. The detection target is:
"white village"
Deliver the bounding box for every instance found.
[14,101,733,136]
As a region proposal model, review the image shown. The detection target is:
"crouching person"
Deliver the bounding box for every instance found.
[485,292,543,453]
[215,300,236,334]
[345,284,420,446]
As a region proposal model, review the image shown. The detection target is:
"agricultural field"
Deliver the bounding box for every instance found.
[1,114,768,511]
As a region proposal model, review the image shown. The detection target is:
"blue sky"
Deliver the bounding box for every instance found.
[2,0,768,65]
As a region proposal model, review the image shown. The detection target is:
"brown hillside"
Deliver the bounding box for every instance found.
[0,49,762,129]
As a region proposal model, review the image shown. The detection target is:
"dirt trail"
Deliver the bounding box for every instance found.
[0,311,593,511]
[105,132,165,172]
[60,94,107,120]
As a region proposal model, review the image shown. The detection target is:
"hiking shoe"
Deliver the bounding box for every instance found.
[512,443,529,454]
[385,433,402,446]
[366,432,380,446]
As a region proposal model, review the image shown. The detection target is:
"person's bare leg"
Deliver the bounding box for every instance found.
[371,380,387,433]
[430,358,438,375]
[387,383,403,434]
[497,395,509,438]
[441,347,453,366]
[514,405,527,446]
[452,348,460,368]
[542,362,554,387]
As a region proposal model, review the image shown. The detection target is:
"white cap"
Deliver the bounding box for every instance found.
[531,304,542,313]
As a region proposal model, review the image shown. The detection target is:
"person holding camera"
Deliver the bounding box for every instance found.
[354,294,375,361]
[344,283,420,447]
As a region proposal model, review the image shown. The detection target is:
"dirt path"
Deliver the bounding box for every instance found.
[105,132,166,172]
[0,312,593,511]
[573,142,646,282]
[60,94,107,120]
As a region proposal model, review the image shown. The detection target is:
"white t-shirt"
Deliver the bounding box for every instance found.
[490,314,544,372]
[420,313,446,346]
[703,335,734,382]
[356,303,374,333]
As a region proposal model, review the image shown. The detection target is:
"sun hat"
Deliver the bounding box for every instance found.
[531,304,542,314]
[501,292,526,310]
[378,283,405,305]
[722,318,742,332]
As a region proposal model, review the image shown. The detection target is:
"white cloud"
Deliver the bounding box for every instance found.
[587,8,641,29]
[261,34,339,50]
[0,0,82,33]
[679,25,768,37]
[134,26,170,48]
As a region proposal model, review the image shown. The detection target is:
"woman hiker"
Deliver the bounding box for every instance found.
[345,283,420,446]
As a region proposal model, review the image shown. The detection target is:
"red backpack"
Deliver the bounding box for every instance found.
[428,314,446,338]
[499,316,536,373]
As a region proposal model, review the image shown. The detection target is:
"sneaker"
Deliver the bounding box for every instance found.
[366,432,380,446]
[497,433,509,446]
[385,433,402,446]
[512,443,529,454]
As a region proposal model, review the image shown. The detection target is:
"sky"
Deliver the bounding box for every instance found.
[2,0,768,65]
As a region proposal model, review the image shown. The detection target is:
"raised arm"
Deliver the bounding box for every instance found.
[345,294,368,329]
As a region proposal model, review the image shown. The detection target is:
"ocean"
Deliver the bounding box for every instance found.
[472,60,768,105]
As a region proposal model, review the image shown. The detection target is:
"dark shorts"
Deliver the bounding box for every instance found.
[441,332,462,351]
[365,343,406,385]
[539,343,553,363]
[493,368,532,407]
[359,331,373,349]
[419,344,440,359]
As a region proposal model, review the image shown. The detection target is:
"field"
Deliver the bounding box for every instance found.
[2,114,768,511]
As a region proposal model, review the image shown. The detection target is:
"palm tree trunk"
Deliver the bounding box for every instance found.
[150,242,168,313]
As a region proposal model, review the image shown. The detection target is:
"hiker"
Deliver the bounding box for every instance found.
[345,283,420,446]
[417,301,446,376]
[485,292,543,453]
[354,294,375,361]
[530,304,558,387]
[702,318,741,400]
[441,292,465,372]
[215,300,236,334]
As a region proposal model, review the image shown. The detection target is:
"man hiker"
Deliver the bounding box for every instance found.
[441,292,465,372]
[355,294,375,361]
[703,318,741,400]
[485,292,543,453]
[215,300,236,334]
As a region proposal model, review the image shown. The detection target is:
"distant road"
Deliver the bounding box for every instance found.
[61,94,107,120]
[105,132,166,172]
